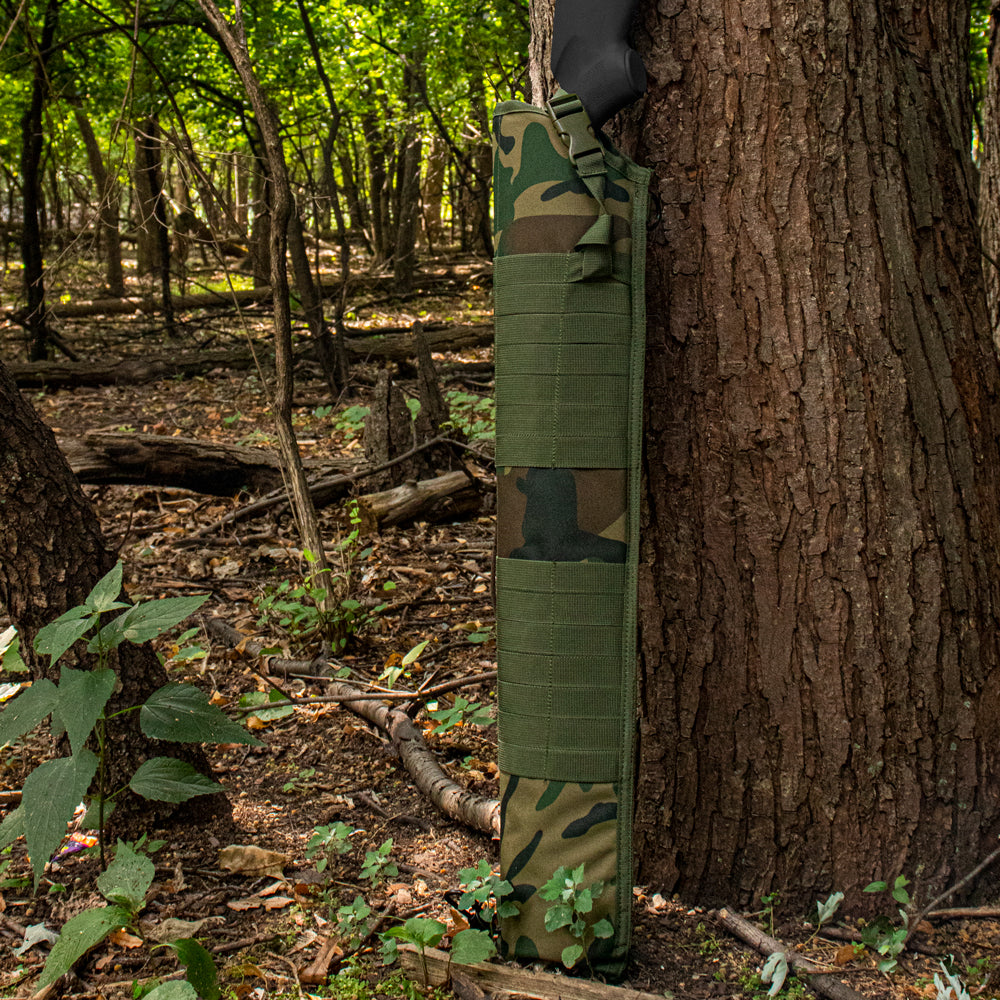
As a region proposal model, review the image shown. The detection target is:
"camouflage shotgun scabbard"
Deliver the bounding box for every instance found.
[492,91,650,977]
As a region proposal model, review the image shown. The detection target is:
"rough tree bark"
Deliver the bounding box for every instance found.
[0,359,227,829]
[529,0,1000,908]
[980,10,1000,345]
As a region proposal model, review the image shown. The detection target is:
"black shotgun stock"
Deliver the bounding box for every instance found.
[551,0,646,130]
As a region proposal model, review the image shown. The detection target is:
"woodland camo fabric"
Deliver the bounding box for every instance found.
[498,774,618,964]
[492,96,648,975]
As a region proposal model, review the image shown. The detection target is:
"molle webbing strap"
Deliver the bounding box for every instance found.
[492,91,650,978]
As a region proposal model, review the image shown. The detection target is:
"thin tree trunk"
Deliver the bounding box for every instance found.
[980,10,1000,347]
[19,0,59,361]
[393,59,423,294]
[73,102,125,296]
[197,0,332,587]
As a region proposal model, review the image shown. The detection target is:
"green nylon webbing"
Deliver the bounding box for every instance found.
[499,680,620,716]
[496,555,625,779]
[499,744,618,782]
[494,250,631,287]
[494,280,630,317]
[497,650,621,682]
[490,313,628,345]
[499,343,630,376]
[499,586,623,625]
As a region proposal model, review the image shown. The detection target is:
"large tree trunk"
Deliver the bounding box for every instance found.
[529,0,1000,909]
[0,359,227,830]
[980,11,1000,347]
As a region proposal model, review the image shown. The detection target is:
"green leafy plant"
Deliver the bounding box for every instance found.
[0,562,260,877]
[860,875,911,971]
[334,404,370,440]
[281,767,316,793]
[239,687,295,723]
[36,840,219,998]
[457,859,518,933]
[336,894,373,950]
[758,891,780,936]
[538,864,614,970]
[803,891,843,946]
[360,838,398,886]
[934,961,972,1000]
[380,917,445,977]
[426,696,493,734]
[305,821,356,873]
[759,951,789,997]
[444,389,495,441]
[255,508,389,653]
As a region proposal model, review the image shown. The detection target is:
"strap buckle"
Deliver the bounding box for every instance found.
[546,91,602,168]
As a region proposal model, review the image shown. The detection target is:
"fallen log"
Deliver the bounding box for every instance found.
[398,944,663,1000]
[205,618,500,837]
[10,324,493,389]
[61,431,352,495]
[16,348,263,389]
[357,469,481,529]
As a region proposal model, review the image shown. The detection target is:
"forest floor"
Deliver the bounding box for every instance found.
[0,253,998,1000]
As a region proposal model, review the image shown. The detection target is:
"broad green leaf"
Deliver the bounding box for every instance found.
[238,689,294,722]
[97,842,154,913]
[37,905,130,989]
[129,757,222,802]
[0,627,27,673]
[0,805,25,850]
[23,751,99,888]
[170,938,220,1000]
[592,917,614,938]
[140,684,261,745]
[0,678,57,747]
[544,904,573,932]
[57,668,116,756]
[80,798,115,830]
[450,928,496,965]
[143,983,198,1000]
[84,562,124,612]
[863,881,887,893]
[385,917,446,948]
[402,640,428,666]
[561,943,584,968]
[34,610,95,667]
[111,595,209,645]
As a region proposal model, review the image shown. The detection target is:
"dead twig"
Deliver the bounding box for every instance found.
[714,908,867,1000]
[903,839,1000,946]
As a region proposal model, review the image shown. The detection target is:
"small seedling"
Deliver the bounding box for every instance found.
[538,864,613,970]
[457,859,518,931]
[305,821,355,873]
[282,767,316,793]
[426,697,493,734]
[336,894,373,949]
[360,838,398,886]
[860,876,911,971]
